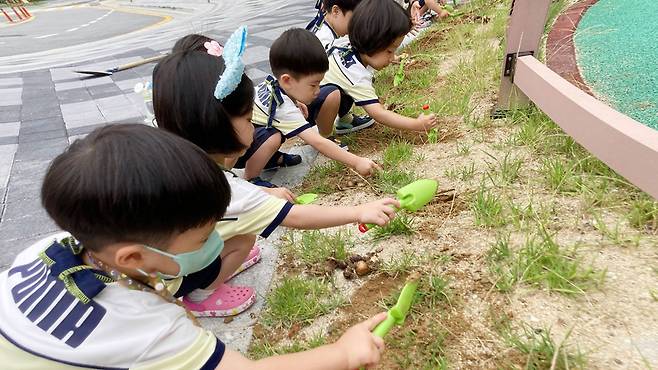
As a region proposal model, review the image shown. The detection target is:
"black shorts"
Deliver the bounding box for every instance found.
[234,126,285,169]
[307,84,355,125]
[173,255,222,298]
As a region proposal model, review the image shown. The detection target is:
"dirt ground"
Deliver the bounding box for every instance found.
[250,1,658,368]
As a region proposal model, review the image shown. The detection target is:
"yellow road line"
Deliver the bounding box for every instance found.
[95,4,173,31]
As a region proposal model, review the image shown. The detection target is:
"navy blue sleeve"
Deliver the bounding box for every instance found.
[199,337,226,370]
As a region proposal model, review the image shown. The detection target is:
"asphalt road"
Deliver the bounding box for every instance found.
[0,6,162,57]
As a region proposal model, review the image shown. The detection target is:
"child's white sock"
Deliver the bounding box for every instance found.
[186,288,215,302]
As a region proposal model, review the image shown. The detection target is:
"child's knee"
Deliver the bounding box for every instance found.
[325,90,342,108]
[222,234,257,255]
[263,131,283,149]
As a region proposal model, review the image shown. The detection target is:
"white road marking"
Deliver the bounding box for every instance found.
[58,10,113,35]
[34,33,58,39]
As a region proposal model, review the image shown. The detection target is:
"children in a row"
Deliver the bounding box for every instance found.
[0,1,442,368]
[0,123,388,369]
[152,27,399,317]
[242,0,438,184]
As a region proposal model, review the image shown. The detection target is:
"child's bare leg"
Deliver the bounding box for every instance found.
[244,132,283,179]
[206,234,257,290]
[316,90,341,137]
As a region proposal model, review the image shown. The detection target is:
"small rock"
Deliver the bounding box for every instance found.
[223,316,234,324]
[355,261,370,276]
[375,246,384,253]
[614,359,623,365]
[343,269,355,280]
[347,181,356,187]
[336,260,348,270]
[357,182,365,187]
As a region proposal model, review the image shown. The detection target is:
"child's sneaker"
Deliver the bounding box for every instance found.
[227,245,262,281]
[264,151,303,170]
[335,115,375,134]
[327,136,349,151]
[183,284,256,317]
[249,177,277,188]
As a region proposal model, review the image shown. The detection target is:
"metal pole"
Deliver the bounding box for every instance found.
[493,0,552,115]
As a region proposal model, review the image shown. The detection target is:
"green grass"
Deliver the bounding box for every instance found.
[541,158,578,193]
[375,168,417,194]
[262,276,344,329]
[382,140,414,167]
[371,214,416,241]
[250,334,326,359]
[390,322,449,370]
[444,163,476,182]
[471,186,506,227]
[485,151,523,186]
[283,230,353,265]
[456,141,471,156]
[381,250,422,276]
[627,196,658,230]
[303,161,346,194]
[487,228,605,295]
[499,322,587,370]
[591,212,640,247]
[417,275,452,309]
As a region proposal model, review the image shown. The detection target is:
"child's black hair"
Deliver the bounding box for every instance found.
[42,124,230,251]
[349,0,412,56]
[270,28,329,79]
[322,0,361,13]
[153,51,254,155]
[172,34,215,53]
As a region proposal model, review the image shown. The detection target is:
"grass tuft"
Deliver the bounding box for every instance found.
[262,276,344,329]
[382,140,414,167]
[487,228,605,295]
[283,230,353,265]
[303,161,346,194]
[371,214,416,241]
[250,334,326,359]
[499,322,587,370]
[471,186,506,227]
[375,169,417,194]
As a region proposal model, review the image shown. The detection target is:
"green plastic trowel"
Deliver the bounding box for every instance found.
[358,179,438,233]
[295,193,318,205]
[359,273,421,370]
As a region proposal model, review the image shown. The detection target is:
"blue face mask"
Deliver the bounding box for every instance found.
[143,230,224,279]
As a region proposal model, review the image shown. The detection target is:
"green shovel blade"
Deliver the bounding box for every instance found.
[358,179,438,233]
[295,193,318,205]
[397,179,438,212]
[372,274,420,338]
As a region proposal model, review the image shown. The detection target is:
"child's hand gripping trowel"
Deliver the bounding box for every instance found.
[358,179,438,233]
[360,273,421,370]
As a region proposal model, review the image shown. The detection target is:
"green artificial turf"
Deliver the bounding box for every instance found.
[574,0,658,130]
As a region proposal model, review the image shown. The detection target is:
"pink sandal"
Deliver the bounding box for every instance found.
[227,245,262,281]
[183,284,256,317]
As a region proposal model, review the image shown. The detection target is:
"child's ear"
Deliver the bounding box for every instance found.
[331,5,341,15]
[114,244,147,271]
[279,74,294,87]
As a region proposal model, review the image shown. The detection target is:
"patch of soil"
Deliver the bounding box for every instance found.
[326,273,407,339]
